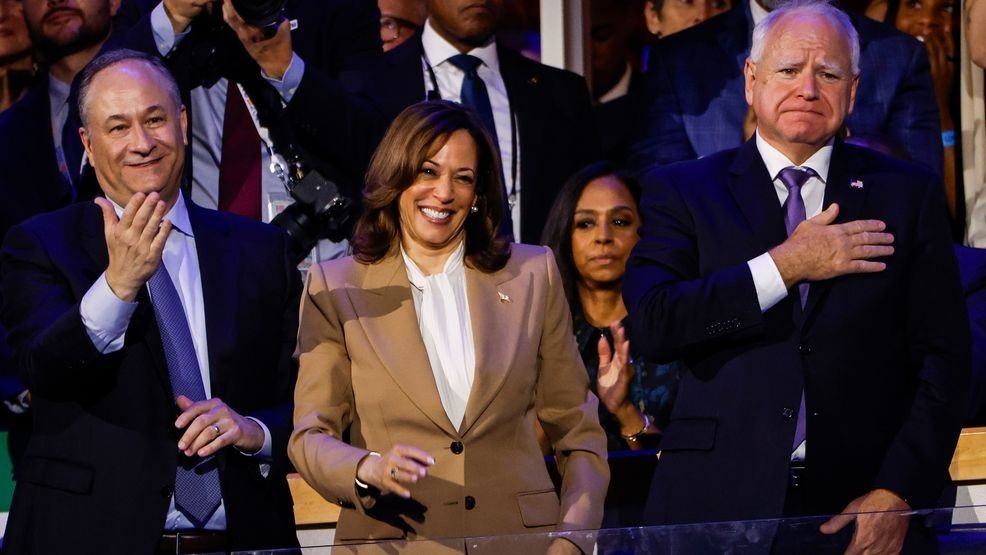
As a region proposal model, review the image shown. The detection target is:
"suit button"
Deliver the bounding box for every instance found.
[464,495,476,510]
[160,485,173,498]
[450,441,464,454]
[798,344,813,355]
[780,407,794,419]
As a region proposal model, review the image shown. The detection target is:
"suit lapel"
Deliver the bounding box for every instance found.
[497,46,541,194]
[727,139,789,254]
[459,262,531,436]
[187,203,240,397]
[347,254,458,437]
[803,140,867,321]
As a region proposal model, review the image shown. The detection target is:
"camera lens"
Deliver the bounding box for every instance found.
[230,0,286,29]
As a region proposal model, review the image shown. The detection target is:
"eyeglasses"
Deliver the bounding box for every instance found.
[380,16,420,43]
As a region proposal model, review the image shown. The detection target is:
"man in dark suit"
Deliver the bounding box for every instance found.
[370,0,596,244]
[626,0,942,176]
[624,1,969,552]
[0,50,300,554]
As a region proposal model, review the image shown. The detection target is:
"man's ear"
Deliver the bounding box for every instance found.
[743,58,756,106]
[180,105,188,147]
[644,1,663,36]
[109,0,122,18]
[847,73,860,114]
[79,126,93,161]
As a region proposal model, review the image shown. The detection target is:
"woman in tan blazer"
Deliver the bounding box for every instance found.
[289,101,611,552]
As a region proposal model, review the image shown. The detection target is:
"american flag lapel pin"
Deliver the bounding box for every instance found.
[850,179,864,189]
[498,291,511,303]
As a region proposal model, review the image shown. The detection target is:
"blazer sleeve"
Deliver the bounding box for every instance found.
[624,52,697,172]
[534,247,610,537]
[0,222,121,399]
[623,171,766,362]
[880,38,943,176]
[288,262,374,512]
[872,176,970,508]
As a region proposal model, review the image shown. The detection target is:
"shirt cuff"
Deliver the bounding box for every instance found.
[239,416,273,460]
[748,253,788,312]
[262,52,304,103]
[151,1,191,56]
[80,272,139,353]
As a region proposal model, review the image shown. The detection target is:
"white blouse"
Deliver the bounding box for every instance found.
[401,242,476,430]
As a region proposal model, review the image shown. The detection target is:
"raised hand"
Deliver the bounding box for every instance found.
[97,192,172,302]
[222,0,293,79]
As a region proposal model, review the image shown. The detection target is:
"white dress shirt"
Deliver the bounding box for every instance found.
[401,241,476,430]
[79,192,271,530]
[420,20,522,241]
[746,131,833,312]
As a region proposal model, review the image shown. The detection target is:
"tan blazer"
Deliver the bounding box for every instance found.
[289,244,609,546]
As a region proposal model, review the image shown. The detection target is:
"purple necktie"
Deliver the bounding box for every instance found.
[148,265,222,527]
[778,166,817,453]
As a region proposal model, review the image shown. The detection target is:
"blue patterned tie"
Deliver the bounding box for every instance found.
[448,54,498,144]
[148,264,222,527]
[778,166,817,453]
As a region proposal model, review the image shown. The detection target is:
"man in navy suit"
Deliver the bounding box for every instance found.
[370,0,596,244]
[0,50,300,554]
[625,1,968,552]
[626,0,942,176]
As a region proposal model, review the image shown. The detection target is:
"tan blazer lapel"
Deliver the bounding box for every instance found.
[345,253,458,437]
[459,263,533,435]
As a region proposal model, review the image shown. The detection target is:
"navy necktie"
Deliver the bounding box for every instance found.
[778,165,817,453]
[446,54,516,241]
[447,54,498,144]
[148,264,222,527]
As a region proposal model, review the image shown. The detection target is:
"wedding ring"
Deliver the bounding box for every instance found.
[212,424,221,435]
[390,468,398,480]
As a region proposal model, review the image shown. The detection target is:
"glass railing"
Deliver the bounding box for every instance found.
[210,505,986,554]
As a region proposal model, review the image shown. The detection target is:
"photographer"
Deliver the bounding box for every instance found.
[116,0,386,260]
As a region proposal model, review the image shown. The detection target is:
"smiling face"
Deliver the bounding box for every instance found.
[398,129,479,260]
[895,0,956,38]
[745,13,858,163]
[570,175,640,291]
[79,60,187,209]
[23,0,118,61]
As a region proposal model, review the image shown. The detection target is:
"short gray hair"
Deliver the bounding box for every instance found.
[750,0,860,75]
[77,49,182,130]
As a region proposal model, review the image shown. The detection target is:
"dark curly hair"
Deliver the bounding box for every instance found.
[352,101,510,272]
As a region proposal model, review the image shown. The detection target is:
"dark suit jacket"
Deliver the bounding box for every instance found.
[626,1,942,175]
[370,36,597,244]
[624,138,970,523]
[118,0,385,204]
[0,201,301,553]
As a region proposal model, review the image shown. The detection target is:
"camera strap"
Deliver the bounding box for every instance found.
[231,81,290,187]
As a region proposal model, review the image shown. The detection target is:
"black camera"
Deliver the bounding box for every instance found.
[230,0,286,37]
[271,169,355,264]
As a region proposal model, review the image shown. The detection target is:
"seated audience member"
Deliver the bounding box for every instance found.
[541,162,680,452]
[962,0,985,246]
[644,0,732,38]
[379,0,427,52]
[627,0,943,176]
[864,0,961,227]
[625,2,968,552]
[289,101,608,553]
[0,49,301,554]
[369,0,597,244]
[120,0,385,260]
[0,0,32,111]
